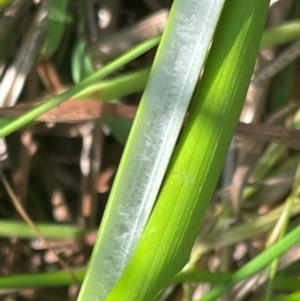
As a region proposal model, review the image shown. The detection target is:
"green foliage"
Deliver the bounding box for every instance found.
[105,0,270,300]
[41,0,71,58]
[78,0,226,300]
[2,1,300,300]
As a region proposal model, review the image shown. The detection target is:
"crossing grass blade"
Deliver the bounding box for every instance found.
[0,35,160,138]
[199,224,300,301]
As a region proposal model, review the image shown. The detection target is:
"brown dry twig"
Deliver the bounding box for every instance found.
[1,100,300,150]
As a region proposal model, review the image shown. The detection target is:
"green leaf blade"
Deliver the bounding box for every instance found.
[105,0,270,300]
[78,0,226,300]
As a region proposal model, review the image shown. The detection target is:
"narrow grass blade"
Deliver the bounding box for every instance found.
[0,269,86,288]
[0,268,298,291]
[74,67,150,100]
[199,224,300,301]
[173,271,300,292]
[41,0,71,58]
[105,0,270,300]
[0,35,160,138]
[0,220,87,239]
[261,20,300,49]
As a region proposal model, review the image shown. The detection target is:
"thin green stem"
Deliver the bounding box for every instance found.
[0,35,160,137]
[199,224,300,301]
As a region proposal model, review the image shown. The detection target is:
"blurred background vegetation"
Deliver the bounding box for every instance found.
[0,0,300,301]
